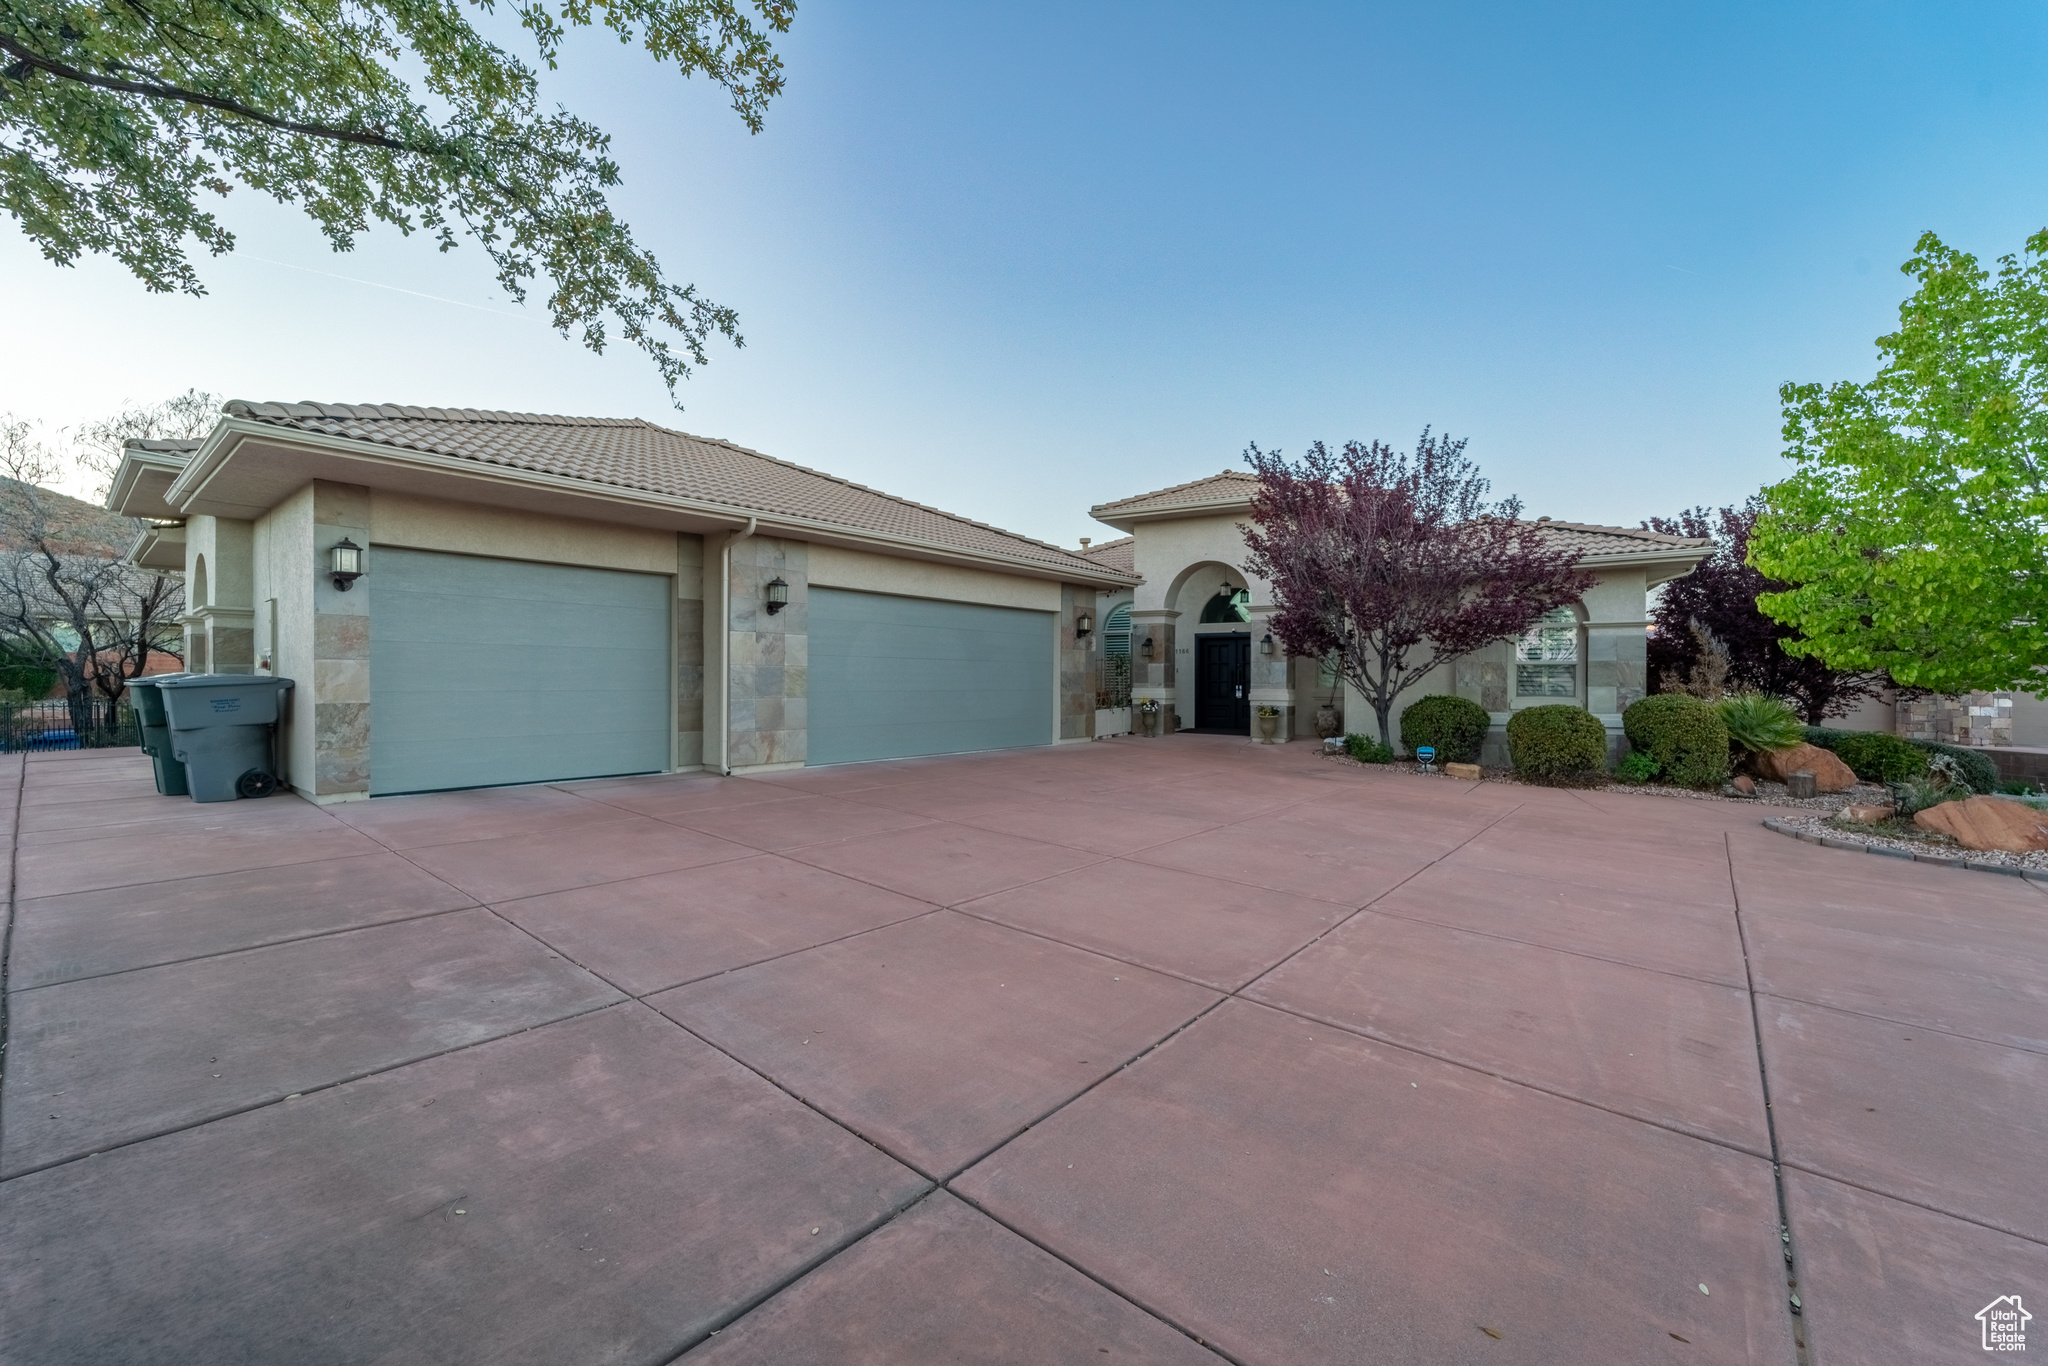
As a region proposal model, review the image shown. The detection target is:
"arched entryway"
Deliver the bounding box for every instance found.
[1169,564,1254,733]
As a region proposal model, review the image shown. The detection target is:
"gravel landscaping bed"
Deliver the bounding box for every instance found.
[1317,748,1889,811]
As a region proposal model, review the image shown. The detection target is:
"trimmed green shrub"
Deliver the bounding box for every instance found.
[1913,740,1997,795]
[1506,705,1608,784]
[1802,726,1850,751]
[1622,694,1729,788]
[1344,733,1394,764]
[1716,693,1804,754]
[1832,731,1926,785]
[1615,749,1660,783]
[1399,694,1491,764]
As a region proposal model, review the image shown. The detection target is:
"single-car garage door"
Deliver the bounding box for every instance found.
[370,548,671,794]
[807,587,1053,765]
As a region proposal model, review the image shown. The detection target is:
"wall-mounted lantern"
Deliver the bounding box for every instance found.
[1260,632,1276,655]
[1141,635,1156,659]
[329,537,364,591]
[764,576,790,614]
[1075,612,1093,638]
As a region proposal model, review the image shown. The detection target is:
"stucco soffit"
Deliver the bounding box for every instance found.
[124,522,186,572]
[107,451,192,521]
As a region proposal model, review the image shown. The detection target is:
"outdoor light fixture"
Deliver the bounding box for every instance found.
[329,538,364,591]
[764,576,790,614]
[1076,612,1093,637]
[1141,635,1155,658]
[1260,632,1275,655]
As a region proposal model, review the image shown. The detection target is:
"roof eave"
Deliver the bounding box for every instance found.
[107,447,197,520]
[169,420,1138,588]
[1089,496,1254,532]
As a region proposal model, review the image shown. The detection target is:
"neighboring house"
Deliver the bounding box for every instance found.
[1087,470,1710,757]
[108,402,1135,802]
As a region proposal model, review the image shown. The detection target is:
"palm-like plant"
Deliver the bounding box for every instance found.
[1716,692,1805,754]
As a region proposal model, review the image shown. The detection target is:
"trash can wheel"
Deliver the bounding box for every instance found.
[236,770,279,799]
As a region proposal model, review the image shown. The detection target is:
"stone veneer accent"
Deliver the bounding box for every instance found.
[311,482,371,796]
[1899,691,2013,747]
[1060,585,1094,741]
[1585,623,1648,716]
[676,535,705,768]
[1128,611,1177,735]
[727,535,807,768]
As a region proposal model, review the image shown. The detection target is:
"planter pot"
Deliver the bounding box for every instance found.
[1257,712,1280,742]
[1314,706,1341,739]
[1141,708,1160,738]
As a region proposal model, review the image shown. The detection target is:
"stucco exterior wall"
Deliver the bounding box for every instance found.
[182,514,256,674]
[252,486,316,790]
[808,544,1060,611]
[368,492,679,574]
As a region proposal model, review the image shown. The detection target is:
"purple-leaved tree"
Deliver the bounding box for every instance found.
[1242,431,1595,748]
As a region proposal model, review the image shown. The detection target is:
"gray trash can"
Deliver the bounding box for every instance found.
[128,675,193,797]
[157,675,295,803]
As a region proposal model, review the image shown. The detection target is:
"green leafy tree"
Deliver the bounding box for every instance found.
[1,0,793,396]
[1753,230,2048,693]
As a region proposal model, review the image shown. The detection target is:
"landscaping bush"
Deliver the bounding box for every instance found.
[1506,705,1608,784]
[1344,733,1394,763]
[1622,694,1729,788]
[1912,740,1997,795]
[1802,726,1850,751]
[1398,694,1491,764]
[1831,731,1926,785]
[1615,749,1660,784]
[1716,693,1804,754]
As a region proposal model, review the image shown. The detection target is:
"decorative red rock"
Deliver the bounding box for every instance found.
[1913,795,2048,852]
[1756,743,1857,793]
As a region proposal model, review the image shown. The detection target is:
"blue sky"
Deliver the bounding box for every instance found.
[4,2,2046,545]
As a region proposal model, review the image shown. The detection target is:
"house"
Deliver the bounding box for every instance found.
[1086,470,1711,757]
[108,403,1135,801]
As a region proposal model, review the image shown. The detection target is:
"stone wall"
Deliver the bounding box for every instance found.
[1128,611,1178,734]
[1060,585,1094,741]
[676,535,704,768]
[1898,691,2013,748]
[311,482,372,796]
[727,535,807,768]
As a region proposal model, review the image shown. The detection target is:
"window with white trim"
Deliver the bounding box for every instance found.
[1516,608,1579,697]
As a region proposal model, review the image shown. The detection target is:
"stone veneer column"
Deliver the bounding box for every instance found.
[726,536,807,768]
[1246,608,1293,742]
[310,482,372,796]
[675,535,705,768]
[1060,585,1094,742]
[1128,609,1178,735]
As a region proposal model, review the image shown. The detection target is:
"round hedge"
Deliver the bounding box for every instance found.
[1622,694,1729,789]
[1505,705,1608,784]
[1832,731,1926,785]
[1399,694,1491,764]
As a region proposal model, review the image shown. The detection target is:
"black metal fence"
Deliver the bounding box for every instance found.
[0,698,141,752]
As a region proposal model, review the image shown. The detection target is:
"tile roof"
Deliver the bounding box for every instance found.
[218,402,1127,579]
[1093,470,1707,558]
[123,438,204,455]
[1091,470,1258,517]
[1075,536,1135,575]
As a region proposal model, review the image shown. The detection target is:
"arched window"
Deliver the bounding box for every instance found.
[1103,603,1132,658]
[1516,607,1579,697]
[191,554,209,610]
[1199,587,1251,623]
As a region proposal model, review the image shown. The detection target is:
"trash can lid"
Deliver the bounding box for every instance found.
[154,674,294,690]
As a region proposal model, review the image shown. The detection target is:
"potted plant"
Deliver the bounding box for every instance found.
[1256,704,1281,742]
[1137,697,1162,737]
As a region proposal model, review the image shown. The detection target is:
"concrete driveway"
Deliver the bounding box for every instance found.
[1,737,2041,1364]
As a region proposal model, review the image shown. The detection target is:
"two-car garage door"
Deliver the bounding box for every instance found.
[369,549,672,795]
[807,587,1054,765]
[366,552,1054,792]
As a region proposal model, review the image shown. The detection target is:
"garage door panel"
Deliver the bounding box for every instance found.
[370,549,671,795]
[808,587,1052,766]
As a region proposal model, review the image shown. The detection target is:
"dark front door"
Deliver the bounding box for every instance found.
[1195,634,1251,732]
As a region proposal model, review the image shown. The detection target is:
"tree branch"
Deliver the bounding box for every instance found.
[0,31,437,156]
